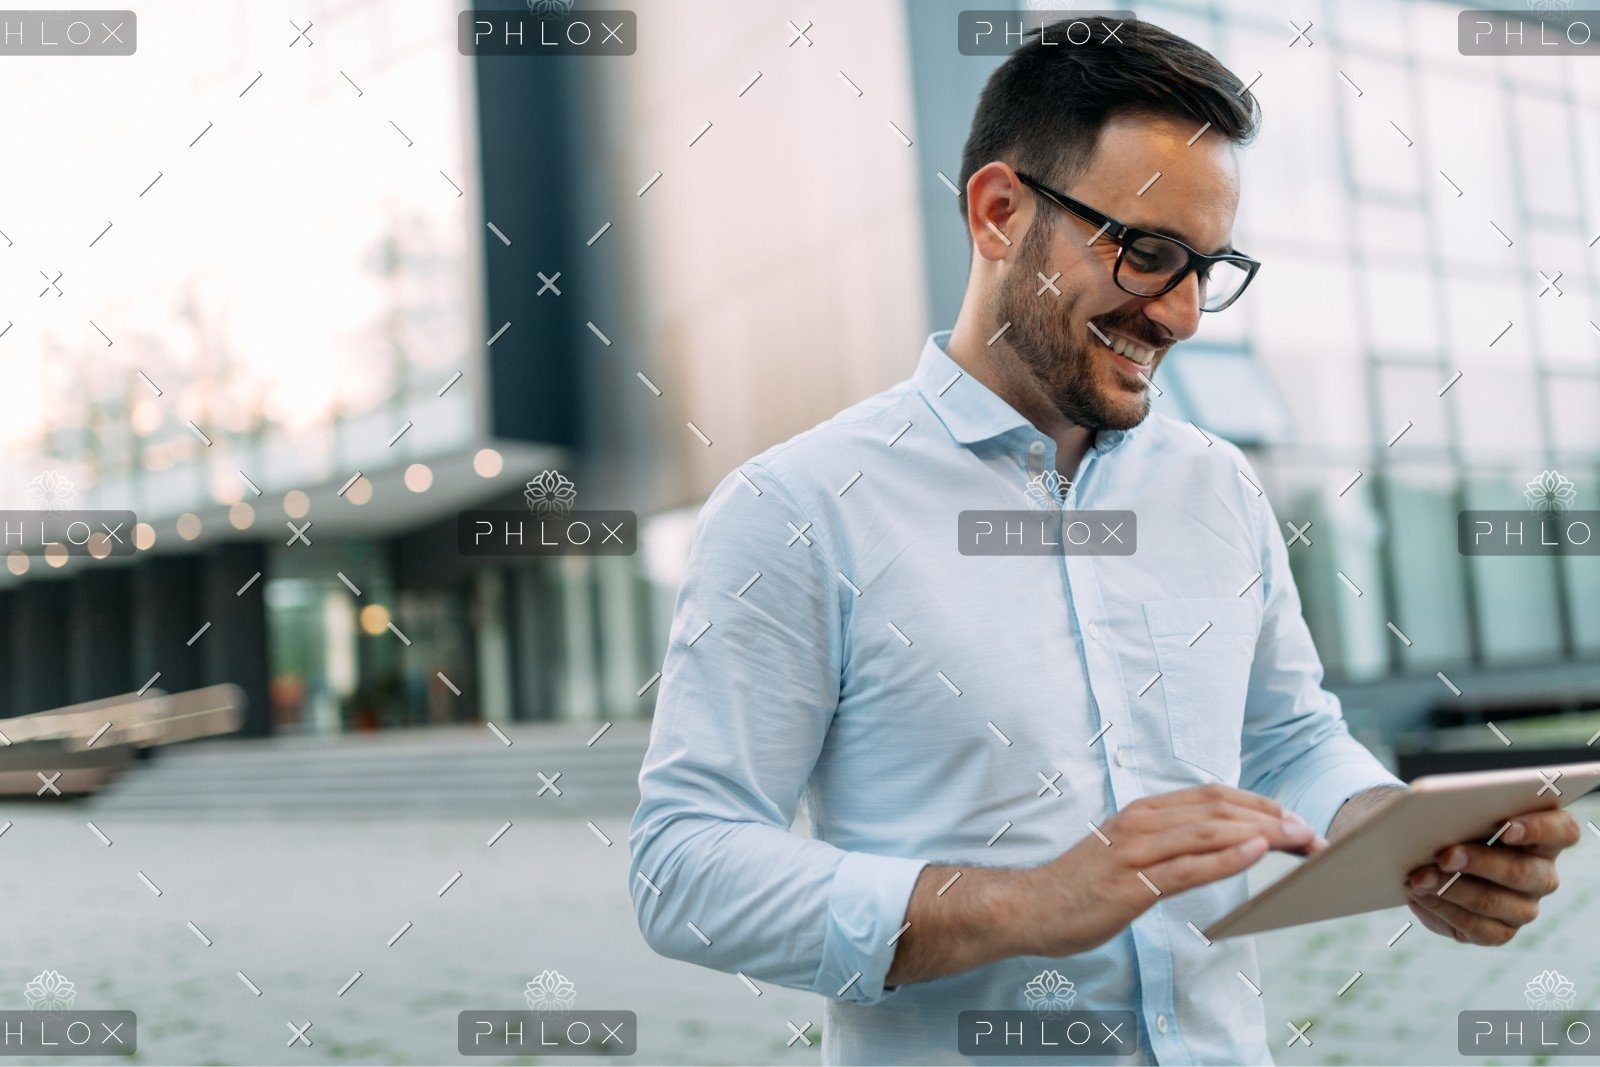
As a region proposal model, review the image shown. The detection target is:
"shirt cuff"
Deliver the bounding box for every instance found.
[1286,760,1407,839]
[818,851,929,1005]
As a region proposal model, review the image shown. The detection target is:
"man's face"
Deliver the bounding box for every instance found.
[994,111,1242,431]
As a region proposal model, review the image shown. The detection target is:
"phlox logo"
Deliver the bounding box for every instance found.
[523,969,578,1012]
[1524,969,1578,1016]
[1023,968,1077,1015]
[460,5,636,56]
[1024,470,1071,511]
[460,470,635,557]
[458,969,636,1056]
[0,969,138,1054]
[524,470,577,517]
[1459,471,1594,556]
[1524,470,1577,514]
[24,970,78,1016]
[24,471,77,511]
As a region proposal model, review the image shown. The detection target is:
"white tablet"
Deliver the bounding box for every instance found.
[1203,760,1600,940]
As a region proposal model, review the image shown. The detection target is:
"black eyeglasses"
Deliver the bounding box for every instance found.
[1014,171,1261,312]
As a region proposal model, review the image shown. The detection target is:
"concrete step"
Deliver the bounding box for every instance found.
[86,789,643,813]
[83,721,654,814]
[109,759,647,783]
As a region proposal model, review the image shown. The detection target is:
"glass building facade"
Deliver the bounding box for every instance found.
[916,1,1600,742]
[1,0,1595,749]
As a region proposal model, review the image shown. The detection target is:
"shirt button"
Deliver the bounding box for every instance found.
[1116,745,1132,768]
[1156,1014,1169,1034]
[1088,622,1100,640]
[1028,440,1046,455]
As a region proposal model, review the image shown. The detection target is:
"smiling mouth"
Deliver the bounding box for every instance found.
[1089,325,1161,371]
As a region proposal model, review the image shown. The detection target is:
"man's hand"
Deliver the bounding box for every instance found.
[1327,785,1579,947]
[886,783,1322,986]
[1021,783,1324,956]
[1403,807,1580,946]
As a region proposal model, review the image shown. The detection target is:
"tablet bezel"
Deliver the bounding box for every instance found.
[1202,759,1600,940]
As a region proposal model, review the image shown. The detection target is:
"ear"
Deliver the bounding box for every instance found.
[965,161,1031,263]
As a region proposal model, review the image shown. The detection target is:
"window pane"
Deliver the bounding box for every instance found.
[1445,276,1528,365]
[1363,268,1438,358]
[1357,203,1429,268]
[1567,552,1600,654]
[1454,366,1543,460]
[1422,74,1514,268]
[1513,93,1579,215]
[1383,467,1471,669]
[1379,364,1450,451]
[1464,473,1566,663]
[1270,462,1389,681]
[1347,62,1422,199]
[1547,376,1600,454]
[1337,0,1412,56]
[1164,347,1292,446]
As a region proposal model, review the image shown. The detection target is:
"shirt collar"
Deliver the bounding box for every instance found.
[912,330,1144,456]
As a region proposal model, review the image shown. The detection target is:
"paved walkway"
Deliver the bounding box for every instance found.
[0,795,1595,1064]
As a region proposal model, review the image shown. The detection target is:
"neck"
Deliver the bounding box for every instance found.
[945,308,1096,479]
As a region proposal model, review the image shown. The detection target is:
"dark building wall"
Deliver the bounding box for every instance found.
[0,589,11,717]
[69,568,134,704]
[201,543,273,738]
[131,554,205,698]
[9,580,71,715]
[473,2,587,450]
[1,546,272,732]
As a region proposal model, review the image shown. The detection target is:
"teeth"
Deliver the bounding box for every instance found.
[1092,326,1156,366]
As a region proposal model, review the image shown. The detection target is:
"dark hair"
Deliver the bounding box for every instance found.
[957,18,1260,220]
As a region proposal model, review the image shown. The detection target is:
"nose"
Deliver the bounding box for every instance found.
[1142,270,1203,342]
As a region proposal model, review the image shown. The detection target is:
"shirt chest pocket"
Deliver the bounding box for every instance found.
[1142,597,1261,784]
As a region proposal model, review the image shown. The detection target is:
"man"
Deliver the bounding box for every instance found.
[628,18,1579,1065]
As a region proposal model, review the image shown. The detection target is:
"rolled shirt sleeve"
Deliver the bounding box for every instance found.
[1234,452,1407,838]
[628,461,929,1005]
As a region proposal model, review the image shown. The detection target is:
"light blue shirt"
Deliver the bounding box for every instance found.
[629,330,1404,1065]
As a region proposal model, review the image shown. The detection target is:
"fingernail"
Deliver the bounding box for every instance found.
[1504,822,1525,843]
[1411,869,1438,891]
[1440,848,1466,872]
[1281,819,1310,837]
